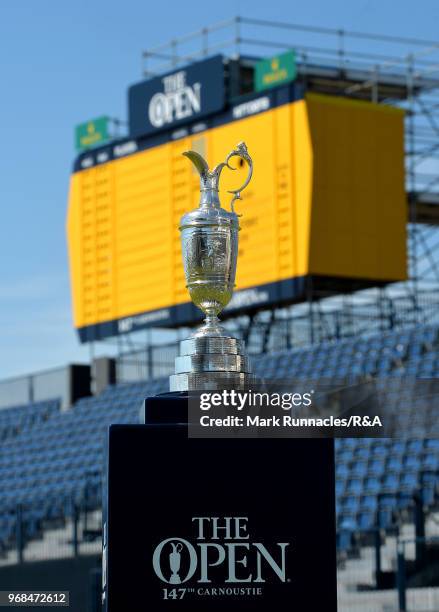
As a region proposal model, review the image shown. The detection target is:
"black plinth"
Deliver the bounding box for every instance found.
[104,393,337,611]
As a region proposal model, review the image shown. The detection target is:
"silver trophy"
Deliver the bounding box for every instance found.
[169,542,183,584]
[169,142,256,391]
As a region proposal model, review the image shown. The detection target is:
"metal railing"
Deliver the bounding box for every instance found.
[112,285,439,384]
[142,16,439,79]
[135,15,439,359]
[0,367,68,411]
[0,481,102,567]
[0,365,90,411]
[396,536,439,612]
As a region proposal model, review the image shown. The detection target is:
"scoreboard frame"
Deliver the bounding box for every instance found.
[70,84,307,342]
[68,83,406,343]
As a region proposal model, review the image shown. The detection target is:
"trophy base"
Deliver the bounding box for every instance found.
[169,371,257,392]
[169,333,255,392]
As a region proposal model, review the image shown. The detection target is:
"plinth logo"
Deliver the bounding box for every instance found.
[152,517,290,586]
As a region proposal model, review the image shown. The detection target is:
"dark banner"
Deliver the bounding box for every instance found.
[128,55,225,138]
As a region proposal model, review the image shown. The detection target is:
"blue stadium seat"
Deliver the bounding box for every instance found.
[346,478,362,495]
[382,473,399,493]
[360,494,378,511]
[369,458,385,475]
[358,511,376,531]
[351,460,368,477]
[364,477,381,494]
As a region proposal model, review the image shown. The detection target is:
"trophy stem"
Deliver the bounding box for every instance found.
[205,313,219,327]
[191,311,225,338]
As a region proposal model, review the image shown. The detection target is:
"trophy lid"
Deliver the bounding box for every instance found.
[180,142,252,230]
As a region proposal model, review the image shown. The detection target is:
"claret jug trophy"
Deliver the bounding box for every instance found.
[106,143,337,612]
[169,142,256,391]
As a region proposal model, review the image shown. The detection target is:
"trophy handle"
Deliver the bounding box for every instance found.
[225,142,253,213]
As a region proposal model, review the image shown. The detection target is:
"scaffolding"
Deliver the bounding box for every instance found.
[101,17,439,372]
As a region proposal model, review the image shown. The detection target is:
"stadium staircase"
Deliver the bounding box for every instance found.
[0,323,439,606]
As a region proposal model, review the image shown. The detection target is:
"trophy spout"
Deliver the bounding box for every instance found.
[183,150,227,197]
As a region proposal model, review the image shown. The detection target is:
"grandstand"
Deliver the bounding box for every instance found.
[2,15,439,612]
[0,322,439,609]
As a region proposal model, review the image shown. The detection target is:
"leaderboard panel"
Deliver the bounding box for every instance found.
[67,88,407,342]
[67,90,302,341]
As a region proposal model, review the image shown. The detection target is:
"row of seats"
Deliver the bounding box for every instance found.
[253,325,438,378]
[0,323,438,554]
[0,399,59,442]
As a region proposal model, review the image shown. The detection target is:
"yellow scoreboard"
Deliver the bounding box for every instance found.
[67,90,407,341]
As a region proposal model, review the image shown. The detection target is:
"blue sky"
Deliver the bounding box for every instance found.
[0,0,438,379]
